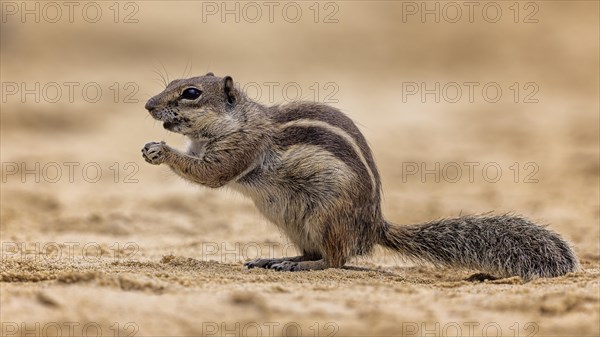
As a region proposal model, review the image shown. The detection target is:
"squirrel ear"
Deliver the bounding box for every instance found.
[205,72,214,76]
[223,76,235,105]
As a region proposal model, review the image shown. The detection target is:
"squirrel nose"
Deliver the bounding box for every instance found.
[145,98,157,112]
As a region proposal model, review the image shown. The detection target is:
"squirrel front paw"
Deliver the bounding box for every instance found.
[142,141,169,165]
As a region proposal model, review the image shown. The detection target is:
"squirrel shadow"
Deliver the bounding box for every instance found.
[343,265,503,283]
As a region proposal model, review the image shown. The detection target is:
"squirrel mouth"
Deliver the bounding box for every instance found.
[163,117,191,132]
[163,121,180,130]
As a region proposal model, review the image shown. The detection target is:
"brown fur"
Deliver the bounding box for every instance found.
[142,74,578,279]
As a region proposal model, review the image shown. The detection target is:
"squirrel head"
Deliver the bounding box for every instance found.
[145,73,245,139]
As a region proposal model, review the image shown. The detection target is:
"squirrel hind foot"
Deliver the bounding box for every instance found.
[268,260,328,272]
[244,258,328,272]
[243,255,326,271]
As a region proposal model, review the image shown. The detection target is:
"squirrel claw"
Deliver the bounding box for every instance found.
[243,258,300,271]
[142,141,168,165]
[268,261,299,272]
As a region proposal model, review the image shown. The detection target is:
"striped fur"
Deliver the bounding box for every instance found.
[275,125,374,196]
[143,74,579,278]
[272,102,381,189]
[276,119,378,197]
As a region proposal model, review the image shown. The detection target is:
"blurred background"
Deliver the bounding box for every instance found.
[1,1,598,336]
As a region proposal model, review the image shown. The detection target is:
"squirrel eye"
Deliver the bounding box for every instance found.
[180,88,201,100]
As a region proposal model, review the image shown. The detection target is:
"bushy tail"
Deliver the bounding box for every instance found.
[380,214,579,280]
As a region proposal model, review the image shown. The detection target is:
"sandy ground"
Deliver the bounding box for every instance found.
[1,2,599,336]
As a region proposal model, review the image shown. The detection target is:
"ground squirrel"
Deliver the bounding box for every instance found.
[142,73,578,280]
